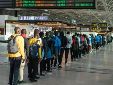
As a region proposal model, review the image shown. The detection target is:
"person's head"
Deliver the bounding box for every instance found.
[39,32,44,38]
[75,32,77,36]
[72,35,75,39]
[49,31,53,37]
[54,31,58,36]
[34,29,39,38]
[60,31,64,36]
[21,29,27,34]
[46,32,50,37]
[67,31,70,35]
[77,34,79,36]
[14,27,21,34]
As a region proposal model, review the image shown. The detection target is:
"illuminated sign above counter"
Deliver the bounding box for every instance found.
[18,16,48,21]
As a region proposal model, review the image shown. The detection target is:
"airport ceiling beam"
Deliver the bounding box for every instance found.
[99,0,113,26]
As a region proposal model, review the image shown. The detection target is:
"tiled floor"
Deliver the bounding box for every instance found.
[0,43,113,85]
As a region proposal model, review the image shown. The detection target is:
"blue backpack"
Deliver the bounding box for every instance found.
[29,43,39,58]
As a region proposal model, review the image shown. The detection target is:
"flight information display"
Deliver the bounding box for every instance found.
[15,0,95,9]
[0,0,14,8]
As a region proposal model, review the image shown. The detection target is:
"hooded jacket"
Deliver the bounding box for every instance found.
[66,34,72,48]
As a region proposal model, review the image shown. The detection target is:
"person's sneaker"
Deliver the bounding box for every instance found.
[18,80,26,84]
[29,79,37,82]
[52,66,56,69]
[35,76,40,79]
[46,70,52,73]
[40,74,45,76]
[58,65,62,68]
[8,82,12,85]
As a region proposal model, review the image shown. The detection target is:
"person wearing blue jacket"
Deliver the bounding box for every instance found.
[44,32,54,72]
[53,31,61,68]
[95,35,100,49]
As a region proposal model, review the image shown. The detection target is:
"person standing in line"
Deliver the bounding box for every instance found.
[65,31,72,65]
[18,29,29,84]
[71,34,79,61]
[95,35,100,50]
[76,34,82,59]
[58,31,67,68]
[53,31,61,68]
[39,32,46,76]
[8,27,25,85]
[28,29,42,82]
[44,32,53,72]
[71,35,76,61]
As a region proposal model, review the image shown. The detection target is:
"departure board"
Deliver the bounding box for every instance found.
[16,0,95,9]
[0,0,14,8]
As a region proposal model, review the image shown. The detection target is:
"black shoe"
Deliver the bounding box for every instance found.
[58,65,62,68]
[18,80,26,84]
[35,76,40,79]
[40,74,45,76]
[29,79,37,82]
[47,70,52,73]
[8,82,12,85]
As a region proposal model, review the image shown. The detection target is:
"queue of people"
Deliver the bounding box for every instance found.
[0,27,112,85]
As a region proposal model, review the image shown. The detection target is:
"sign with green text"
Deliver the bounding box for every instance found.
[16,0,95,9]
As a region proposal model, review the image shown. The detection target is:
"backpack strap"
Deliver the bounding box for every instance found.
[13,35,21,44]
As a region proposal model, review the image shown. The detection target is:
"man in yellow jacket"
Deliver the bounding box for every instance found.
[28,29,42,82]
[8,27,25,85]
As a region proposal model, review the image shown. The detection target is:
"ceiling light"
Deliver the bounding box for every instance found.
[103,20,106,22]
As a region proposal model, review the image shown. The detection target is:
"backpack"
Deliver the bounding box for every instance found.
[7,35,19,54]
[29,43,39,58]
[60,36,68,47]
[54,36,61,47]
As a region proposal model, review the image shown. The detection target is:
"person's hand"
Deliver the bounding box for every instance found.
[38,58,42,63]
[22,59,25,63]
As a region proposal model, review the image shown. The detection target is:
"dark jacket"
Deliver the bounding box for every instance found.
[59,36,67,48]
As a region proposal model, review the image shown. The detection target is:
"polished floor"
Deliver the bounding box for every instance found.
[0,43,113,85]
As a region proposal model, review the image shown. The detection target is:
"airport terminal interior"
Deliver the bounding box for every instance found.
[0,0,113,85]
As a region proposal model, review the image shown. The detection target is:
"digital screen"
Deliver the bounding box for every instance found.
[0,0,14,8]
[16,0,95,9]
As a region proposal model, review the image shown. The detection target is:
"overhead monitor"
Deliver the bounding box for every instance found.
[0,0,14,8]
[15,0,96,9]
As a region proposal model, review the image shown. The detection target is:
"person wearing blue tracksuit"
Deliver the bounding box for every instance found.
[95,35,100,49]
